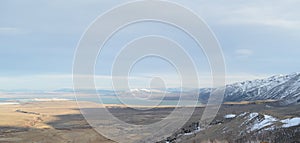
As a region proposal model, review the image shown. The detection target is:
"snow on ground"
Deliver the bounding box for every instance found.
[281,117,300,128]
[251,115,278,131]
[0,102,19,105]
[33,98,71,101]
[183,127,201,136]
[224,114,237,119]
[245,112,259,123]
[238,112,248,117]
[248,113,259,120]
[241,112,259,127]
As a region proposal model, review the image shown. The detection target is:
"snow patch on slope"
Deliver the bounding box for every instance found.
[224,114,237,119]
[184,127,201,136]
[281,117,300,128]
[251,115,278,131]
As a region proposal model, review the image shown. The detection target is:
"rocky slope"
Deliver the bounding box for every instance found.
[200,72,300,105]
[158,104,300,143]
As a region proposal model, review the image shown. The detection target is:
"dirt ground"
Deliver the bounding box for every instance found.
[0,101,115,143]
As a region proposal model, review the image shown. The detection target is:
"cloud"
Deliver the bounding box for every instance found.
[0,27,17,32]
[0,27,26,35]
[234,49,253,57]
[191,0,300,30]
[224,73,270,84]
[221,9,300,29]
[222,2,300,30]
[0,74,181,90]
[0,72,273,90]
[0,27,17,31]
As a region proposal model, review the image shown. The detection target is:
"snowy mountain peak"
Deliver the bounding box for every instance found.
[129,88,167,93]
[200,72,300,105]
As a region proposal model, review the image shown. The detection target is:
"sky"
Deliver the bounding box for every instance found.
[1,0,300,90]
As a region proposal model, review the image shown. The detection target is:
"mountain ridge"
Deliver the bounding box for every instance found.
[220,72,300,105]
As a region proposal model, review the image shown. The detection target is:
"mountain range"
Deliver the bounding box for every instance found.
[120,72,300,105]
[201,72,300,105]
[3,72,299,105]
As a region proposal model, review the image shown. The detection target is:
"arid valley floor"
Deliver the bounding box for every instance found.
[0,101,299,143]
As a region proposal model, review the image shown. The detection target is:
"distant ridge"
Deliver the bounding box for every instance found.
[200,72,300,105]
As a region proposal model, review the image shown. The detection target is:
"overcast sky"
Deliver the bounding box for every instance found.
[1,0,300,90]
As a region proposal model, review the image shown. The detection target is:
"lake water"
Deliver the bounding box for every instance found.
[0,97,202,106]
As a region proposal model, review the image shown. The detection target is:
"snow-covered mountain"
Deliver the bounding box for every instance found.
[129,88,168,93]
[200,72,300,105]
[52,72,300,105]
[97,72,300,105]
